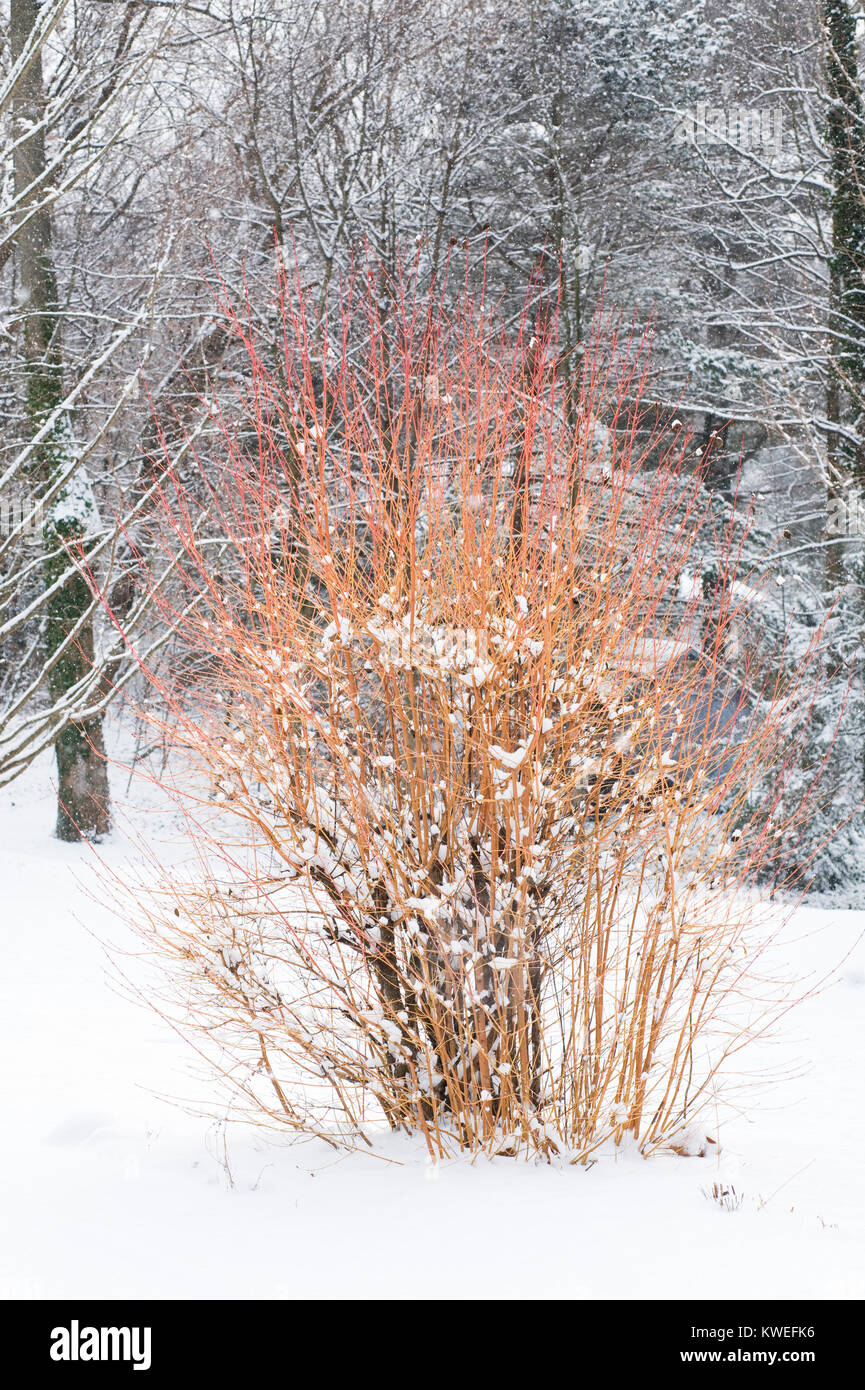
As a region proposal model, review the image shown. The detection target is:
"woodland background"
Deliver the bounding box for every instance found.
[2,0,865,895]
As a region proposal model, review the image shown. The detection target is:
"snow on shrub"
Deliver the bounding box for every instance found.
[102,259,826,1160]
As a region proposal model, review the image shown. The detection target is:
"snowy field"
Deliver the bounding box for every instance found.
[1,752,864,1302]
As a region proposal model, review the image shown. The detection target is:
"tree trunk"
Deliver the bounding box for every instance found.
[823,2,865,797]
[824,1,865,469]
[11,0,109,840]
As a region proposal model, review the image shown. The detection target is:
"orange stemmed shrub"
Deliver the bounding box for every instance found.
[103,262,824,1159]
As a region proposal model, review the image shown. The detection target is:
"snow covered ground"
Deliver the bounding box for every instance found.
[1,751,863,1301]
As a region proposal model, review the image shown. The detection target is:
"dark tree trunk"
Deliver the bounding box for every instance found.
[824,1,865,471]
[11,0,109,840]
[822,2,865,798]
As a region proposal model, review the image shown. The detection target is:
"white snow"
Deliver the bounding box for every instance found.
[0,748,863,1299]
[488,742,530,770]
